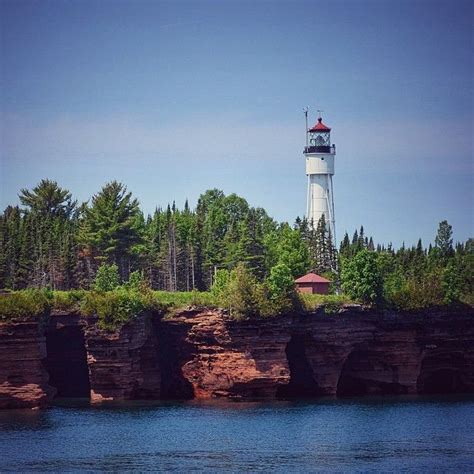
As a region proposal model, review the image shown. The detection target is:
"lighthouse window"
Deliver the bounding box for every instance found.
[321,157,324,160]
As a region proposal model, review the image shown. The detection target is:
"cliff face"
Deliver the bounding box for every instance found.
[84,313,161,403]
[45,313,90,398]
[0,320,55,409]
[159,310,292,399]
[1,306,473,409]
[160,308,474,399]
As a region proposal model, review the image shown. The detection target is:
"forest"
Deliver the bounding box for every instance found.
[0,179,472,321]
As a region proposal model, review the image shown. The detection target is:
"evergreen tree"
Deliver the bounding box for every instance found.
[79,181,142,281]
[1,179,472,310]
[3,206,22,288]
[434,220,454,259]
[442,260,462,304]
[0,213,7,288]
[16,212,36,288]
[19,179,75,218]
[339,232,351,258]
[235,208,265,278]
[368,237,374,251]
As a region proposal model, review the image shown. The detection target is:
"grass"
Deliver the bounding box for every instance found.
[298,293,354,313]
[0,288,217,329]
[80,288,163,330]
[152,290,217,308]
[50,290,86,312]
[0,288,354,326]
[0,289,50,321]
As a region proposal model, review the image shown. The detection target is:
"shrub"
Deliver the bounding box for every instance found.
[383,270,406,305]
[93,263,120,292]
[211,269,231,299]
[0,290,50,321]
[323,299,344,315]
[51,290,86,312]
[442,261,462,304]
[221,263,261,319]
[298,293,352,313]
[386,272,444,311]
[341,250,383,304]
[153,290,217,308]
[263,263,297,316]
[267,264,295,300]
[80,287,159,331]
[125,270,148,291]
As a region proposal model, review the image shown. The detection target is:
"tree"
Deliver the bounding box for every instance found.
[19,179,75,218]
[235,208,265,277]
[434,220,454,259]
[16,180,78,289]
[2,206,22,288]
[339,232,351,258]
[308,214,335,274]
[93,263,120,291]
[442,260,462,304]
[16,212,36,288]
[273,225,310,278]
[266,263,295,300]
[341,249,383,304]
[211,268,230,299]
[222,263,261,319]
[261,263,297,315]
[79,181,142,281]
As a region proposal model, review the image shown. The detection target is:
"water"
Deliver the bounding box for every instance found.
[1,396,473,472]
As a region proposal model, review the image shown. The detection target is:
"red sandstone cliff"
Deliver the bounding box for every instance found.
[159,310,292,399]
[84,313,161,403]
[1,306,473,409]
[161,307,474,399]
[0,320,55,409]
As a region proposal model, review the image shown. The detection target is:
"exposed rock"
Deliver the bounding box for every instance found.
[162,307,474,400]
[0,320,55,409]
[1,305,473,409]
[159,310,291,399]
[84,313,161,403]
[284,308,474,397]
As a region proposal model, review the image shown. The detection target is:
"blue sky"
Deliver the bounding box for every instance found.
[1,0,472,246]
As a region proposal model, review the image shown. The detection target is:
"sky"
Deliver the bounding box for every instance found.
[1,0,472,247]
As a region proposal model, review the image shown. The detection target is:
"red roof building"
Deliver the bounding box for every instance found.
[295,272,331,294]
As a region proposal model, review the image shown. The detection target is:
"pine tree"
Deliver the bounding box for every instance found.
[0,213,7,288]
[339,232,351,258]
[368,237,375,251]
[19,179,75,218]
[434,220,454,259]
[4,206,22,289]
[16,212,35,288]
[16,180,77,289]
[79,181,142,281]
[235,208,265,278]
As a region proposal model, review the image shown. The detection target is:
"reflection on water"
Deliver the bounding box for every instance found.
[1,395,473,472]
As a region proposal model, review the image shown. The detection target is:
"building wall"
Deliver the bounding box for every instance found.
[306,152,335,235]
[314,283,329,295]
[296,283,330,295]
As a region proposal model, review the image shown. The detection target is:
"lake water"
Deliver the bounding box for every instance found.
[1,396,473,472]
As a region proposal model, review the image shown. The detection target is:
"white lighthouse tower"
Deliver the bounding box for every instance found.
[304,111,336,242]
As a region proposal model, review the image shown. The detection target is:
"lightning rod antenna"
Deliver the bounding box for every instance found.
[303,107,309,147]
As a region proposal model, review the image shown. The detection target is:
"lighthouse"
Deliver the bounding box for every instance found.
[304,112,336,243]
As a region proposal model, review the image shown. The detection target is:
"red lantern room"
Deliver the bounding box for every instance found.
[304,116,335,154]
